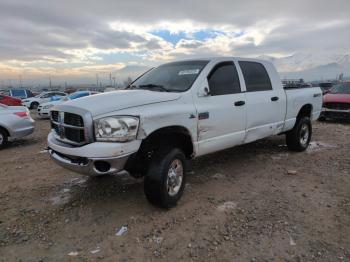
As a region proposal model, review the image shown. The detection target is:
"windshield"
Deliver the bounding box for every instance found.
[132,60,209,92]
[330,83,350,94]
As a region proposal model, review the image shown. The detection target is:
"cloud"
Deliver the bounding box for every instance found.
[0,0,349,85]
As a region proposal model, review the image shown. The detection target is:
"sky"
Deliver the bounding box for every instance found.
[0,0,349,86]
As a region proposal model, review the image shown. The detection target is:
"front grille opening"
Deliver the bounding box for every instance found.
[65,129,85,143]
[64,112,84,127]
[324,102,350,110]
[51,111,59,122]
[50,111,86,145]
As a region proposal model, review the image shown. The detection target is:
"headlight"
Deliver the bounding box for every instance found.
[94,116,139,142]
[43,104,54,109]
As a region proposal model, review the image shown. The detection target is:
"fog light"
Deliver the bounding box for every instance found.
[94,161,111,173]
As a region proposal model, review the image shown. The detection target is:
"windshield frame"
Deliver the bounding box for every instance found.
[132,60,209,93]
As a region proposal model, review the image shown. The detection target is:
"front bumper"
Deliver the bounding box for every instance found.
[47,132,141,176]
[22,101,31,108]
[49,148,131,176]
[321,108,350,120]
[37,107,50,118]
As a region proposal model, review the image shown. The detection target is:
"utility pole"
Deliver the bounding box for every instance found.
[96,73,99,87]
[112,76,116,88]
[19,75,22,88]
[49,75,52,90]
[109,72,112,86]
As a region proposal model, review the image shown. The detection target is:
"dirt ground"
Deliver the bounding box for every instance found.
[0,112,349,262]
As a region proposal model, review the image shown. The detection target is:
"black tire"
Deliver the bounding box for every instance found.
[30,102,39,109]
[286,117,312,152]
[0,128,8,149]
[318,116,326,121]
[144,147,187,208]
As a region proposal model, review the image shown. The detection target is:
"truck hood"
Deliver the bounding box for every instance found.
[60,89,181,117]
[323,93,350,103]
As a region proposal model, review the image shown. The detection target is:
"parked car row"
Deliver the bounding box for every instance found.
[22,91,67,109]
[0,90,100,149]
[38,91,99,118]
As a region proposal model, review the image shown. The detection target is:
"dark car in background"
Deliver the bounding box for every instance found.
[319,82,350,121]
[0,89,35,99]
[0,94,22,106]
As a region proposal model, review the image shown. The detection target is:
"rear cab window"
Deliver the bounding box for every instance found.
[207,62,241,96]
[239,61,272,92]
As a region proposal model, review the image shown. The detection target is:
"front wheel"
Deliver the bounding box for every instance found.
[0,128,8,149]
[286,117,312,152]
[30,102,39,109]
[144,148,187,208]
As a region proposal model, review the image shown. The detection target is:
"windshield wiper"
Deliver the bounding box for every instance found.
[138,84,169,92]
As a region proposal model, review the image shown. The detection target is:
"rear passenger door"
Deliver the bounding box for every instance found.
[238,61,285,143]
[194,61,246,156]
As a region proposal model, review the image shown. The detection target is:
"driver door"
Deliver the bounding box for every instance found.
[193,61,246,156]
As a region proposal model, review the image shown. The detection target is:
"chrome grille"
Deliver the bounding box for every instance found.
[51,110,86,145]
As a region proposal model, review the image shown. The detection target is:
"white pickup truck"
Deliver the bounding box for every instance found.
[47,57,322,208]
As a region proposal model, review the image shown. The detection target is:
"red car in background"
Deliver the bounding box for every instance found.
[319,82,350,121]
[0,94,22,106]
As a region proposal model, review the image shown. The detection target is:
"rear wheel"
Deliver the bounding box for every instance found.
[0,128,8,149]
[286,117,312,152]
[30,102,39,109]
[144,147,187,208]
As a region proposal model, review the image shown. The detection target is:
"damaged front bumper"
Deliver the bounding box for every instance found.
[47,132,141,176]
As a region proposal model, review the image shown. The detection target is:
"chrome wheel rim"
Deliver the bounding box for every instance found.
[0,133,3,145]
[300,124,309,145]
[166,159,183,197]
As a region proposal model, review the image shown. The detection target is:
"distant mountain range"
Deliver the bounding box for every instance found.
[258,52,350,81]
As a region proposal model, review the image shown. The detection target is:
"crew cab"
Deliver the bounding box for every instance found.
[47,57,322,208]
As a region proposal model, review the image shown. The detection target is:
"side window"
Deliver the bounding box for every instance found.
[239,61,272,92]
[207,62,241,96]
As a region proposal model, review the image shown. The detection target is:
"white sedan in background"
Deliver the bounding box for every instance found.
[37,91,100,119]
[0,104,35,148]
[22,91,67,109]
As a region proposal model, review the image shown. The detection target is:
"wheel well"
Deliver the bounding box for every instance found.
[297,104,312,120]
[0,126,10,137]
[141,126,194,158]
[124,126,194,177]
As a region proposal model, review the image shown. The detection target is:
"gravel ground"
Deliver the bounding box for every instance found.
[0,113,349,261]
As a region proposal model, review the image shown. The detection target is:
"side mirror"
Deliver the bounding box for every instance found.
[198,86,210,97]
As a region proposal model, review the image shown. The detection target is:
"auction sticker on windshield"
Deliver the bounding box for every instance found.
[178,69,200,75]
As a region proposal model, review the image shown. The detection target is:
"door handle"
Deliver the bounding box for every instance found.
[271,96,279,101]
[234,101,245,106]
